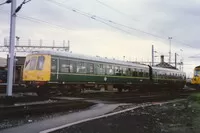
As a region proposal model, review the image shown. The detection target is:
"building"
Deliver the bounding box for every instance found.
[155,55,177,69]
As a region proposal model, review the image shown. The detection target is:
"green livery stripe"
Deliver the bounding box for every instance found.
[51,72,149,79]
[51,72,184,81]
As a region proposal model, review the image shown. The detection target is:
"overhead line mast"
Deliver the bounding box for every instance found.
[7,0,17,96]
[7,0,31,96]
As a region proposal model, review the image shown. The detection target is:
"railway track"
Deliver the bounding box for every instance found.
[0,97,94,119]
[64,88,198,101]
[0,88,197,132]
[0,87,198,118]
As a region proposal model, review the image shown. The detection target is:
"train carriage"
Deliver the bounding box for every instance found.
[23,51,186,95]
[189,66,200,88]
[151,66,186,90]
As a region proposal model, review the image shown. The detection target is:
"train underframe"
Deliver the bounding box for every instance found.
[25,81,185,96]
[186,83,200,89]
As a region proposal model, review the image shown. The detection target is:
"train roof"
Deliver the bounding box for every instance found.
[30,51,149,68]
[152,66,185,74]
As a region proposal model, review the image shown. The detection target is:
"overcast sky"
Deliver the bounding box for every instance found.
[0,0,200,77]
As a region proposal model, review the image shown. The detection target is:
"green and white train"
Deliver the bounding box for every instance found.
[23,51,186,95]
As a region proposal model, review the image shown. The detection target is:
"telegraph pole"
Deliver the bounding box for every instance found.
[152,45,154,66]
[7,0,17,96]
[168,37,172,64]
[175,53,177,69]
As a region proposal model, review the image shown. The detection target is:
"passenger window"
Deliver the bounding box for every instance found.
[138,69,142,77]
[29,56,37,70]
[126,68,131,76]
[145,71,149,77]
[51,58,57,72]
[87,63,94,74]
[115,66,121,76]
[77,62,86,73]
[132,68,137,77]
[36,56,45,70]
[97,64,105,75]
[106,65,114,75]
[122,67,127,76]
[70,61,77,73]
[60,59,70,73]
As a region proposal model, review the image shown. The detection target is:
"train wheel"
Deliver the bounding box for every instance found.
[36,87,57,97]
[60,85,81,96]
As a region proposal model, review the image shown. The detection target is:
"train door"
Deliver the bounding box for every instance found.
[51,58,59,81]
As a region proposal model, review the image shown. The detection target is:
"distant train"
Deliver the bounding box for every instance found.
[0,57,25,85]
[22,51,186,96]
[190,65,200,88]
[0,69,7,83]
[0,67,21,84]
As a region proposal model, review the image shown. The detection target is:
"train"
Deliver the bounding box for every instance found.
[0,57,25,85]
[189,65,200,88]
[0,66,22,84]
[22,51,186,96]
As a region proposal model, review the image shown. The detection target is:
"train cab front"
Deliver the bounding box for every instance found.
[191,66,200,89]
[23,54,51,89]
[191,76,200,88]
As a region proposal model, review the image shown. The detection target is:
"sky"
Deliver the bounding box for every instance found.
[0,0,200,77]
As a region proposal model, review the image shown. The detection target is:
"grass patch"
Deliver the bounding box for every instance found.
[188,93,200,103]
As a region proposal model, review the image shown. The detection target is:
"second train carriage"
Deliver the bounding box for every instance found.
[23,51,186,95]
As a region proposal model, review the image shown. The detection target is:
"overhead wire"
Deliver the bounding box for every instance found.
[0,0,11,6]
[95,0,137,21]
[14,0,32,14]
[95,0,195,48]
[47,3,134,35]
[46,0,162,39]
[46,0,197,48]
[17,14,73,32]
[0,0,196,49]
[0,10,71,33]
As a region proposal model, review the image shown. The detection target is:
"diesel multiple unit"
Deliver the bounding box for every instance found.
[23,51,186,95]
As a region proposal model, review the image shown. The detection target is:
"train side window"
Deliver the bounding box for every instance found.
[122,67,127,76]
[51,58,57,72]
[132,68,137,77]
[59,59,70,73]
[139,69,143,77]
[115,66,121,76]
[97,64,105,75]
[126,68,131,76]
[36,56,45,70]
[87,63,94,74]
[119,67,123,75]
[29,56,37,70]
[145,70,149,77]
[24,56,31,70]
[106,65,114,75]
[70,60,77,73]
[77,62,86,73]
